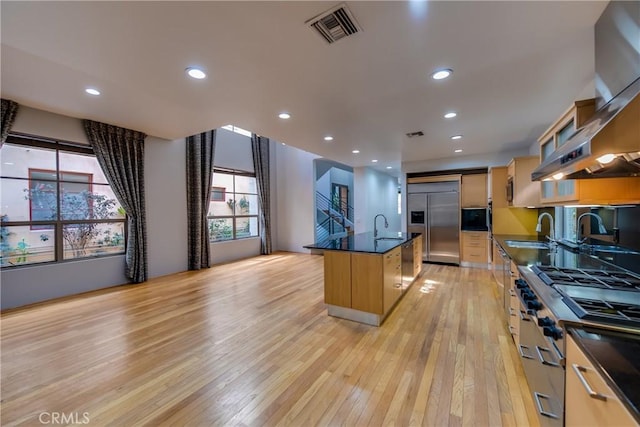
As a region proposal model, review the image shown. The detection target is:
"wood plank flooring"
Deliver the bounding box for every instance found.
[1,252,539,426]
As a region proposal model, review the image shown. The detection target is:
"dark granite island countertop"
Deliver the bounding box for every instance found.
[304,232,418,254]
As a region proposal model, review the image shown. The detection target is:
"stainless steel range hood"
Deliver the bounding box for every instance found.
[531,77,640,181]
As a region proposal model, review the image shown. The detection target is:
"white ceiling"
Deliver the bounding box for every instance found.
[1,1,608,174]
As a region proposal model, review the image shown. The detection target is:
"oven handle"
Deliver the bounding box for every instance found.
[533,392,560,419]
[535,345,560,367]
[571,364,608,401]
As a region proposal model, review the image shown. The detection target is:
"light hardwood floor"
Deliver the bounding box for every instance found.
[1,252,539,426]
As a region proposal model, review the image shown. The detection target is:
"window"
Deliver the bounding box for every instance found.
[0,134,126,267]
[208,168,259,242]
[221,125,252,138]
[210,186,226,202]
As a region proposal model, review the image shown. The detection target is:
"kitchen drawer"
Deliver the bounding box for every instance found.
[565,334,637,427]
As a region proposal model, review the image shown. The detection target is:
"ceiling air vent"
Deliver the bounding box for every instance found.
[406,131,424,138]
[306,3,362,44]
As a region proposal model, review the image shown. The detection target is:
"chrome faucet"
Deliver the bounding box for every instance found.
[576,212,607,243]
[535,212,555,243]
[374,213,389,238]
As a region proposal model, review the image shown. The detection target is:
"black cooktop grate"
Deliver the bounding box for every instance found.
[565,297,640,327]
[532,266,640,291]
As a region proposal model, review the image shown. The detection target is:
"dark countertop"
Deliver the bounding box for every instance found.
[495,234,640,421]
[566,324,640,423]
[304,232,419,254]
[493,234,640,275]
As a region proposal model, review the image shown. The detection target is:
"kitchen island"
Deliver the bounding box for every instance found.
[304,232,422,326]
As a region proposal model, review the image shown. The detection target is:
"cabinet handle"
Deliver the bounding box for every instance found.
[533,392,560,419]
[535,346,560,367]
[571,364,607,401]
[519,310,530,321]
[508,326,517,335]
[508,308,517,317]
[509,290,516,297]
[518,344,535,359]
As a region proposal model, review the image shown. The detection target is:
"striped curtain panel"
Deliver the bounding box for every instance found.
[186,130,216,270]
[1,99,19,147]
[83,119,148,283]
[251,134,272,255]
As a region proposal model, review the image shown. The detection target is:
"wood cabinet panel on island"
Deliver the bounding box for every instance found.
[413,236,422,277]
[317,234,422,326]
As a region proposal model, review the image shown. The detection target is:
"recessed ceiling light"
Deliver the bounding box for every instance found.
[386,166,392,169]
[454,149,463,153]
[372,159,378,163]
[444,112,457,119]
[431,68,453,80]
[186,67,206,79]
[352,150,360,154]
[278,112,291,119]
[324,136,334,141]
[281,142,286,146]
[552,172,564,180]
[450,135,463,140]
[85,88,100,96]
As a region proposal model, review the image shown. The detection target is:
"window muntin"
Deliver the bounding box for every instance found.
[0,135,126,267]
[208,169,259,242]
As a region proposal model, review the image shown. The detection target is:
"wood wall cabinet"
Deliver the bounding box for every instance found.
[565,333,637,427]
[461,173,488,207]
[489,166,508,208]
[413,236,422,277]
[507,156,541,207]
[461,231,488,266]
[538,99,595,204]
[537,97,640,205]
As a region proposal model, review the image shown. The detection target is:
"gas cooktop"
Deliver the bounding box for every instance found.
[530,265,640,329]
[532,265,640,292]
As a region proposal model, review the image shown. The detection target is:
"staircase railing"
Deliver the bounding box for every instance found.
[315,191,354,240]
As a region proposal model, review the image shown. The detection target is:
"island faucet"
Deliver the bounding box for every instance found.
[535,212,555,243]
[576,212,607,243]
[374,213,389,238]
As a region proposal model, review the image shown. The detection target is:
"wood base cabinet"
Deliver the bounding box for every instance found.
[565,333,638,427]
[461,231,488,267]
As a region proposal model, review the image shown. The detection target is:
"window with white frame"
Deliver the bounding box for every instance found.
[208,168,259,242]
[0,134,126,267]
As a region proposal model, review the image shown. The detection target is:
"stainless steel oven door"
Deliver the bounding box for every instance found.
[518,302,564,427]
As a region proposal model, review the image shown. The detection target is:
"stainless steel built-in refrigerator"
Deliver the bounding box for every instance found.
[407,182,460,264]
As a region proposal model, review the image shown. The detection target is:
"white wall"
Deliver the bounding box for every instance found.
[275,143,319,252]
[353,167,401,235]
[145,136,189,278]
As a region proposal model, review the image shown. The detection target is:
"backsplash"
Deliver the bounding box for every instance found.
[615,206,640,251]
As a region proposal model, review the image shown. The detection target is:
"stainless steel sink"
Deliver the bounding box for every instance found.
[504,240,550,249]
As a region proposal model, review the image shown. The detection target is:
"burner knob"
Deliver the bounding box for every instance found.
[522,291,535,301]
[527,300,543,310]
[537,316,554,327]
[515,279,528,289]
[543,326,563,340]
